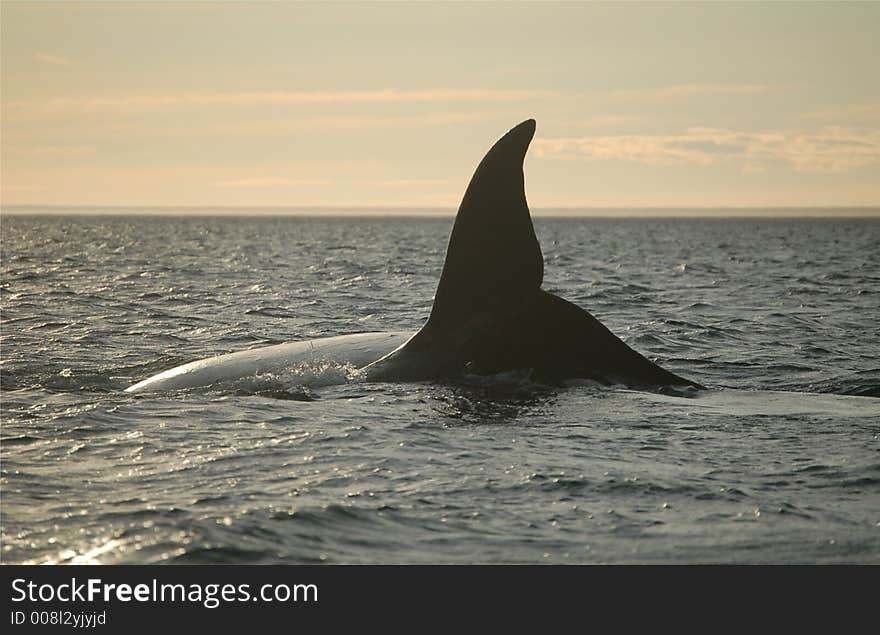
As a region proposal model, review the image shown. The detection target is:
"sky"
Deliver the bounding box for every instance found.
[2,1,880,211]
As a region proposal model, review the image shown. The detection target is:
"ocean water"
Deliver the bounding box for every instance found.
[1,213,878,564]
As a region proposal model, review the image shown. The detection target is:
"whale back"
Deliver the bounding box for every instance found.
[126,118,701,393]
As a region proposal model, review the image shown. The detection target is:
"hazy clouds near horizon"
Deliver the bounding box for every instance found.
[2,2,879,209]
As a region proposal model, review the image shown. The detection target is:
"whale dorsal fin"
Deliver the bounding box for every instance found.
[428,119,543,326]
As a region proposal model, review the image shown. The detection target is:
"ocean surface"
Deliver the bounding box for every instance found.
[1,213,878,564]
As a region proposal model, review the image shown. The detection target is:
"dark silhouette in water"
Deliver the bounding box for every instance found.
[127,119,701,393]
[364,119,702,389]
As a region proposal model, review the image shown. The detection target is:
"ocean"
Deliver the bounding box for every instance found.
[1,213,878,564]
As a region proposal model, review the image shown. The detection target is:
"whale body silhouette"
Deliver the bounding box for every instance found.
[126,119,702,394]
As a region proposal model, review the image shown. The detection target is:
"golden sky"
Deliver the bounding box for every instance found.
[2,1,879,210]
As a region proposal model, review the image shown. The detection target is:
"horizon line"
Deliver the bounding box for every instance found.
[2,204,880,218]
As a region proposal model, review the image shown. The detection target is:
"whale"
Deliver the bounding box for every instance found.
[126,119,702,394]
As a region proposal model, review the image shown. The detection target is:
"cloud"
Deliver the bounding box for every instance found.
[34,52,71,66]
[607,83,772,102]
[201,112,484,135]
[579,115,644,127]
[533,129,750,165]
[208,177,450,189]
[209,178,333,188]
[758,127,880,173]
[369,179,451,188]
[1,184,43,193]
[4,89,555,119]
[3,83,766,120]
[533,126,880,173]
[8,145,97,158]
[795,101,880,125]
